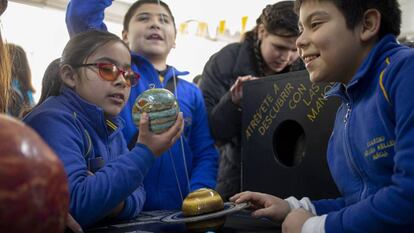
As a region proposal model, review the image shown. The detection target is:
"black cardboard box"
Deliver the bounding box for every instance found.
[241,70,340,199]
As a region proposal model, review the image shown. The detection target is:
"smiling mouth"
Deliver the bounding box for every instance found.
[302,55,319,63]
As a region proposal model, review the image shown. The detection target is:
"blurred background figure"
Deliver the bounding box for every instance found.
[199,1,304,200]
[0,0,10,114]
[7,43,35,117]
[1,1,83,232]
[192,74,202,87]
[37,58,61,105]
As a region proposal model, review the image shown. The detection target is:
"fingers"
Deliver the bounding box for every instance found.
[229,192,242,202]
[138,112,183,157]
[251,207,275,219]
[230,191,259,204]
[165,112,184,145]
[237,75,259,83]
[66,214,83,233]
[138,112,149,135]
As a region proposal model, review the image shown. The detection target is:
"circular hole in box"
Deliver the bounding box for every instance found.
[273,120,306,167]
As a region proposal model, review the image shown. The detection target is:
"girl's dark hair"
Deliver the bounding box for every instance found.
[22,58,61,117]
[294,0,401,38]
[8,44,35,101]
[33,31,128,114]
[243,1,299,77]
[123,0,176,32]
[61,30,129,67]
[37,58,61,105]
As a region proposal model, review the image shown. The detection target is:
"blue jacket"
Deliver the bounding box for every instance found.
[23,87,155,227]
[66,0,219,210]
[313,35,414,233]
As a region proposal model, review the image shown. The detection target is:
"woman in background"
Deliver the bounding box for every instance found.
[7,43,36,117]
[199,1,304,200]
[0,0,82,232]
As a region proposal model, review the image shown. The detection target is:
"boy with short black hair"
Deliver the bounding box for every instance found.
[231,0,414,232]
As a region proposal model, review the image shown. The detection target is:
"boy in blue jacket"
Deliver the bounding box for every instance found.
[24,30,183,227]
[231,0,414,233]
[65,0,219,211]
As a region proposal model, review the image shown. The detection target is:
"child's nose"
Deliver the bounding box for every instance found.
[114,72,128,88]
[296,33,307,49]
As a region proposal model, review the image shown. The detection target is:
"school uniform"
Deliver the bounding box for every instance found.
[24,87,155,227]
[66,0,219,211]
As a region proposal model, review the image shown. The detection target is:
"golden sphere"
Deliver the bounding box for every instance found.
[182,188,224,217]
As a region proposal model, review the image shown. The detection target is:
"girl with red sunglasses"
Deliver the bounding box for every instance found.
[24,30,183,227]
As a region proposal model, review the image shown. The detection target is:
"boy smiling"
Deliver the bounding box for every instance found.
[231,1,414,233]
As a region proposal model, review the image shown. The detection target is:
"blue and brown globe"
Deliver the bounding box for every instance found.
[133,88,179,134]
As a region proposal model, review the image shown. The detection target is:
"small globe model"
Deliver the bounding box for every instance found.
[133,88,179,134]
[182,188,225,232]
[182,188,224,216]
[0,115,69,233]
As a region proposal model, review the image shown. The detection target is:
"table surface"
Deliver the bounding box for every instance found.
[84,210,281,233]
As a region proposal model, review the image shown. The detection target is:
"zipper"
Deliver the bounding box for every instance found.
[342,92,367,200]
[344,103,351,126]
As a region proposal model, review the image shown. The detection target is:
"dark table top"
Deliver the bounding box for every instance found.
[84,210,281,233]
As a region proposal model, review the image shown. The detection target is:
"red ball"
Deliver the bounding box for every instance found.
[0,115,69,233]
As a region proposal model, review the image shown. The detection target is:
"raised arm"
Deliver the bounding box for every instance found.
[66,0,112,37]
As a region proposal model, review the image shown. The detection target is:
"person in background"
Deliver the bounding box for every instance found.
[0,1,82,232]
[24,30,183,227]
[66,0,218,211]
[0,0,10,113]
[231,0,414,232]
[7,43,36,117]
[37,58,62,105]
[192,74,202,87]
[199,0,304,200]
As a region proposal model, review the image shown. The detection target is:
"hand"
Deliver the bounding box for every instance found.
[137,112,184,156]
[66,213,83,233]
[282,208,314,233]
[230,191,290,222]
[230,75,258,106]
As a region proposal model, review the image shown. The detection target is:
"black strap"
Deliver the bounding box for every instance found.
[158,67,178,93]
[165,76,178,93]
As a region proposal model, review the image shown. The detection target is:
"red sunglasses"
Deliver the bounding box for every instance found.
[74,63,140,87]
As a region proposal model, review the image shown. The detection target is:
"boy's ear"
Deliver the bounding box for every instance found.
[122,30,130,47]
[60,64,77,88]
[360,9,381,42]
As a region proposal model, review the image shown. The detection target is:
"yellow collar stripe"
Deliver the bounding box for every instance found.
[106,119,117,130]
[379,57,391,104]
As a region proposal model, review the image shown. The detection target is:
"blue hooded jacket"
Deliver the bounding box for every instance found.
[24,87,155,227]
[66,0,218,210]
[314,35,414,232]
